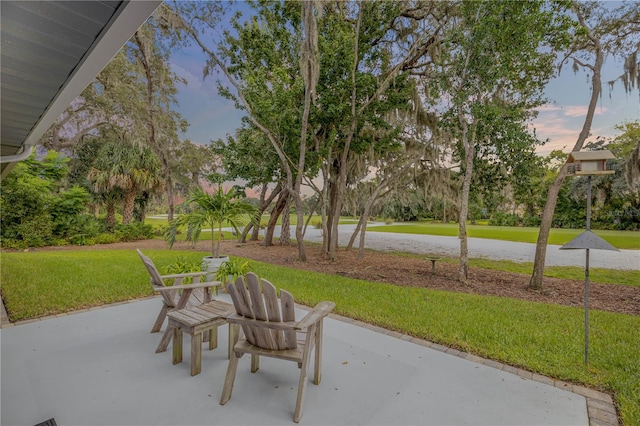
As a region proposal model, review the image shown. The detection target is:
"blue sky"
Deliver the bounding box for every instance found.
[533,58,639,155]
[169,6,639,157]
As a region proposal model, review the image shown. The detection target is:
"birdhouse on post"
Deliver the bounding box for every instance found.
[566,150,615,176]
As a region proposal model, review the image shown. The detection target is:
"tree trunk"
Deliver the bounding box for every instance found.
[106,201,116,230]
[291,1,318,262]
[122,187,137,224]
[241,183,281,242]
[323,170,338,258]
[346,215,364,251]
[357,202,374,259]
[458,121,474,284]
[328,159,347,261]
[320,167,330,257]
[280,194,291,245]
[134,32,174,223]
[529,28,603,289]
[264,189,288,247]
[165,167,174,222]
[293,194,306,260]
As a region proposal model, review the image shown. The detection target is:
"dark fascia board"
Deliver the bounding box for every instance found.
[0,0,162,177]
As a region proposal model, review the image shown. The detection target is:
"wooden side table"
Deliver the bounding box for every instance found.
[166,300,236,376]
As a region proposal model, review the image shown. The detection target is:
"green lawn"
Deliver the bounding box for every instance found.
[1,248,638,424]
[368,222,640,249]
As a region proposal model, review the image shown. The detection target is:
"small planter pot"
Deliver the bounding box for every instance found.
[202,255,230,282]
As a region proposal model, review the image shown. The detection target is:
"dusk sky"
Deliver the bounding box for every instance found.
[169,4,639,158]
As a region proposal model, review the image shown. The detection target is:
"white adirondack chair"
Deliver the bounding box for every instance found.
[136,249,222,353]
[220,272,335,423]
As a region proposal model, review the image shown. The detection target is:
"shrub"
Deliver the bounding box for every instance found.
[91,233,119,245]
[384,218,394,225]
[0,239,27,250]
[15,216,54,247]
[153,224,170,237]
[114,222,154,242]
[489,212,521,227]
[312,219,323,229]
[58,214,105,243]
[522,214,541,227]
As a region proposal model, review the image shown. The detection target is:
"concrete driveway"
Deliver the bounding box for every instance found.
[295,224,639,271]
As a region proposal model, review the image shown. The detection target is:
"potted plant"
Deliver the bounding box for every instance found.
[215,257,250,292]
[165,183,258,278]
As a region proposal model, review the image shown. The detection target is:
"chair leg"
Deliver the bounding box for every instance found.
[251,355,260,373]
[227,324,237,360]
[220,350,241,405]
[151,305,168,333]
[156,324,174,353]
[314,320,323,385]
[294,324,316,423]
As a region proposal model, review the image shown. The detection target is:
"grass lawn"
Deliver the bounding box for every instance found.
[1,248,638,424]
[368,222,640,249]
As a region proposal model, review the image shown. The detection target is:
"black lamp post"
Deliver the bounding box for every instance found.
[560,150,618,365]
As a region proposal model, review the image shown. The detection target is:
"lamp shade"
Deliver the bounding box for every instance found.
[559,230,619,251]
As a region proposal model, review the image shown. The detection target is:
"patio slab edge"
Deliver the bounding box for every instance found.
[324,311,619,426]
[0,296,620,426]
[0,294,10,327]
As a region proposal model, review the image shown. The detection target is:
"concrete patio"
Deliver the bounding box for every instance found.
[1,294,616,425]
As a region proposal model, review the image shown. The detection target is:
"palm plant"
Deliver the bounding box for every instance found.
[87,134,162,226]
[166,186,258,258]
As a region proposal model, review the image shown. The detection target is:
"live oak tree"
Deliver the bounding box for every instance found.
[210,125,285,243]
[530,0,640,289]
[164,0,317,260]
[313,1,450,261]
[40,10,190,224]
[127,18,188,222]
[344,87,438,258]
[39,51,137,152]
[616,121,640,186]
[433,0,563,282]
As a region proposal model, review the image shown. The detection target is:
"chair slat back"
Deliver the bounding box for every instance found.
[262,279,285,349]
[137,249,176,308]
[280,289,297,348]
[246,273,267,320]
[228,273,297,351]
[228,276,257,344]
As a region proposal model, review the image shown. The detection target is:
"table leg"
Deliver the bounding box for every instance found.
[191,332,202,376]
[172,327,183,365]
[208,327,218,351]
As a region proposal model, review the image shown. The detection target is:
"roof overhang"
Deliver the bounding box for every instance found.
[1,0,162,178]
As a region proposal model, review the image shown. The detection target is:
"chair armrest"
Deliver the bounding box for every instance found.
[226,313,298,331]
[295,301,335,331]
[160,271,208,280]
[154,281,222,292]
